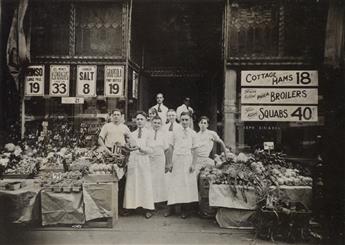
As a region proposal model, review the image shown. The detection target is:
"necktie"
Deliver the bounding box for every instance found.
[138,128,142,139]
[154,130,157,140]
[158,104,162,112]
[169,122,173,131]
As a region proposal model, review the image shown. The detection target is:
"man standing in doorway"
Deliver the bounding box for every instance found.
[152,93,168,124]
[98,108,135,216]
[176,97,194,129]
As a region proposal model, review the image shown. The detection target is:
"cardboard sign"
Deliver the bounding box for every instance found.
[24,65,45,96]
[104,66,124,97]
[49,65,70,97]
[241,88,318,104]
[77,65,97,97]
[61,97,84,104]
[241,105,318,122]
[241,70,318,87]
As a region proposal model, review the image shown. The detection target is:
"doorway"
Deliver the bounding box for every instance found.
[132,2,224,129]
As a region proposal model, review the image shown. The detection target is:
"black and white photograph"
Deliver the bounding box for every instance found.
[0,0,344,244]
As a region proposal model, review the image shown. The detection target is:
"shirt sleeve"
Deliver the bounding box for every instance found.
[122,125,131,136]
[99,124,107,141]
[211,131,221,142]
[191,131,198,148]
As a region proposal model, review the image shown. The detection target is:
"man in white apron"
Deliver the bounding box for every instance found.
[148,115,169,206]
[165,111,198,219]
[123,111,155,218]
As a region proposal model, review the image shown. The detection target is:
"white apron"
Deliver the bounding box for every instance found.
[148,129,169,203]
[123,129,154,210]
[167,128,198,205]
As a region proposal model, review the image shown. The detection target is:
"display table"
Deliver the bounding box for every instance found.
[209,184,312,210]
[0,179,41,224]
[209,184,312,229]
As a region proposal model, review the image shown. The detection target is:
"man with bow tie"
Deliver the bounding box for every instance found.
[152,93,168,124]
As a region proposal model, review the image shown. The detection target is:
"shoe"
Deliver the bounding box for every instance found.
[119,209,130,216]
[145,211,153,219]
[180,212,188,219]
[164,208,172,217]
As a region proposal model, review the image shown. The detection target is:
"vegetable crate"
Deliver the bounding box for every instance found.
[255,202,312,242]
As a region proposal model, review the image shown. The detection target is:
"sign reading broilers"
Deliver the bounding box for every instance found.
[241,70,318,122]
[24,65,125,100]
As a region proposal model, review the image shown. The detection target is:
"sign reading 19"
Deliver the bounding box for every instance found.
[25,66,45,96]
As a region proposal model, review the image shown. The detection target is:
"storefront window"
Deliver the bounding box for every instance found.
[31,2,70,56]
[75,3,123,56]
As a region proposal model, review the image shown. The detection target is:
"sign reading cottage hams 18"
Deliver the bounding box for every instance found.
[241,70,319,122]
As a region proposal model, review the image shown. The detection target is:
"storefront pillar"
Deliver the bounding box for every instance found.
[223,69,237,150]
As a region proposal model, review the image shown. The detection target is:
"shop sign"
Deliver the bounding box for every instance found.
[104,65,124,97]
[61,97,84,104]
[241,88,318,104]
[241,105,318,122]
[49,65,70,97]
[76,65,97,97]
[241,70,318,87]
[24,65,45,96]
[264,142,274,150]
[132,70,139,99]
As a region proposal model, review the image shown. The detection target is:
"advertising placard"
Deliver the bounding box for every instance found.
[241,70,318,87]
[76,65,97,97]
[24,65,45,96]
[241,105,318,122]
[241,88,318,104]
[104,65,124,97]
[49,65,70,97]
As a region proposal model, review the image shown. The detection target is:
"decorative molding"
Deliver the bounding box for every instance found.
[278,4,285,57]
[122,3,127,58]
[69,3,76,57]
[144,67,206,78]
[227,56,312,66]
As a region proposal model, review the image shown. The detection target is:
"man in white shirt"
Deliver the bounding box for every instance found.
[163,109,183,133]
[98,108,135,216]
[152,93,168,124]
[176,97,194,128]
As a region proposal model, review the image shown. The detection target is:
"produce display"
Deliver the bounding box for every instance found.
[37,171,84,192]
[200,149,312,205]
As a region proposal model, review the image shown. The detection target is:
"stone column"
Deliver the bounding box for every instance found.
[223,69,237,150]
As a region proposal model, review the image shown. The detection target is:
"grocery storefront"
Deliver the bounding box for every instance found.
[0,0,344,242]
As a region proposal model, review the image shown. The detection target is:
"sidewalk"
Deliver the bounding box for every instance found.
[2,212,314,245]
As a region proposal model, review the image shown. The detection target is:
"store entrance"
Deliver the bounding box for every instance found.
[132,2,223,129]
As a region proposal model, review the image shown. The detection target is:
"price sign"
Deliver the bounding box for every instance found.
[49,65,70,96]
[241,70,318,87]
[241,105,318,122]
[241,88,318,104]
[104,65,124,97]
[61,97,84,104]
[76,65,97,97]
[24,65,45,96]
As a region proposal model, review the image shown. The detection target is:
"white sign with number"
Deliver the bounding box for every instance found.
[49,65,70,97]
[241,88,318,104]
[241,70,318,87]
[104,66,124,97]
[241,105,318,122]
[77,65,97,97]
[24,65,45,96]
[61,97,84,104]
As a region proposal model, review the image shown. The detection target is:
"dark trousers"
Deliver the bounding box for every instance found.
[118,175,126,210]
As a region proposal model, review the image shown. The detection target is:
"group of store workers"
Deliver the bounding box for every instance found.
[98,93,230,219]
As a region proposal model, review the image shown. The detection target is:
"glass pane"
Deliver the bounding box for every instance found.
[75,3,123,56]
[31,3,70,56]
